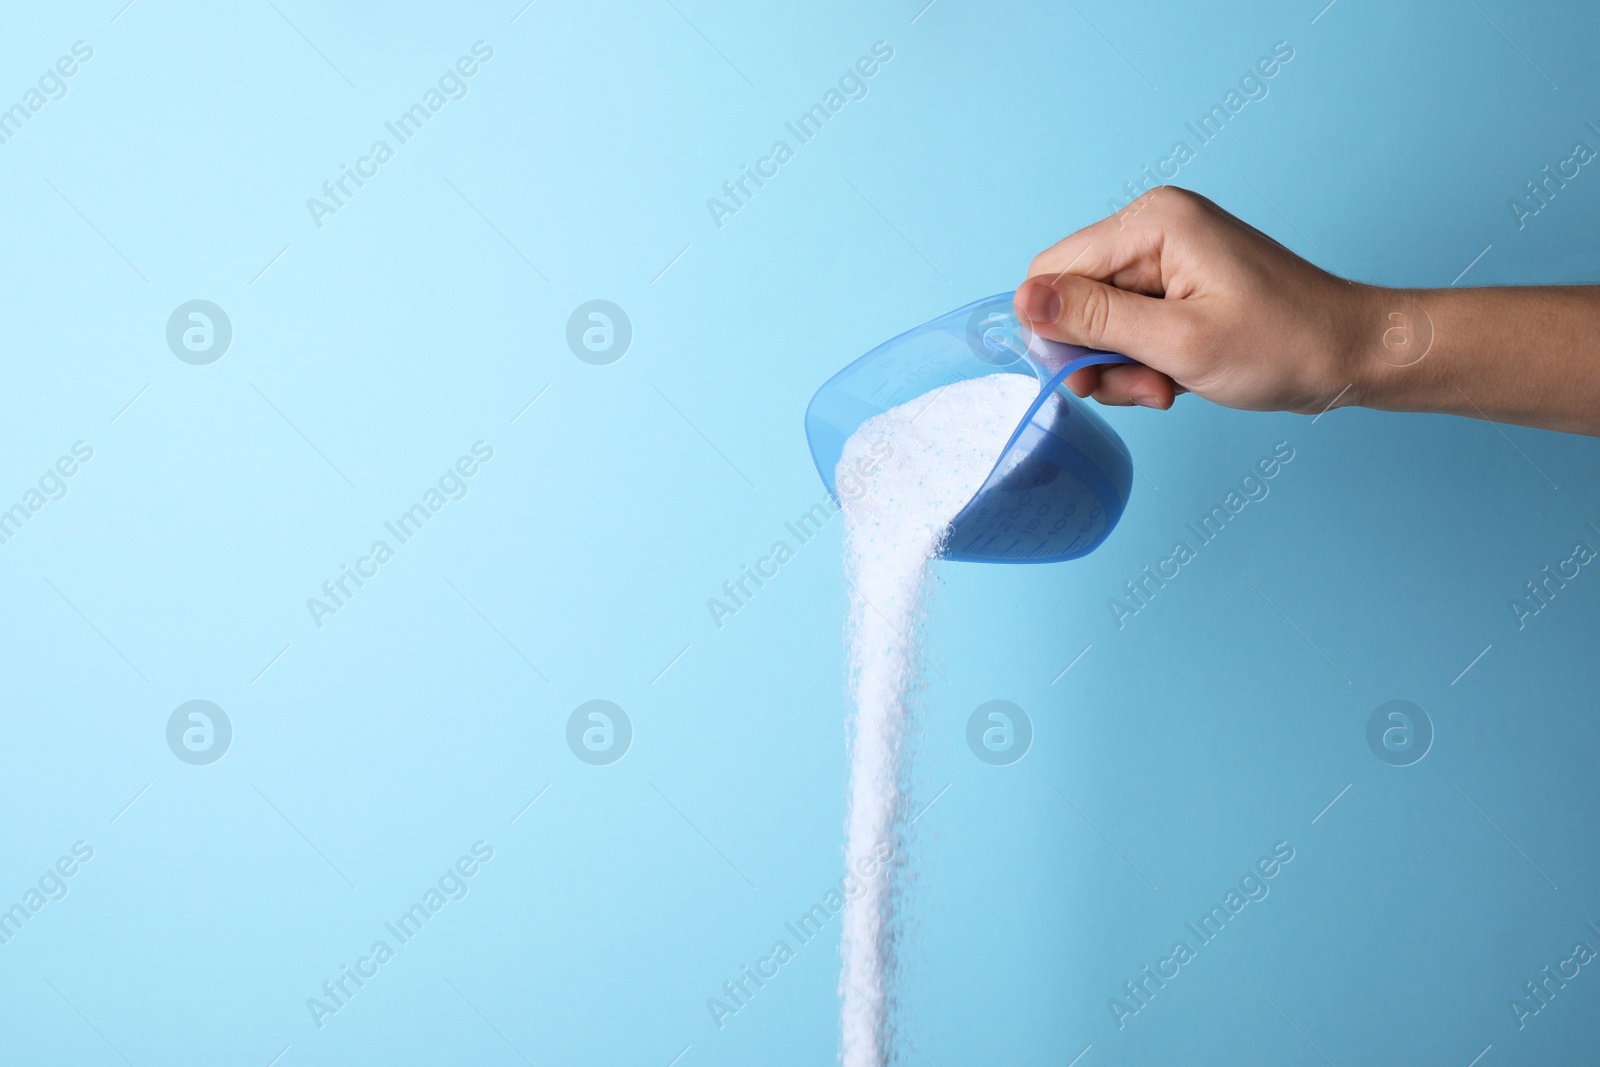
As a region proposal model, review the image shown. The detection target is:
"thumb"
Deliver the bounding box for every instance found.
[1015,273,1187,364]
[1014,274,1186,408]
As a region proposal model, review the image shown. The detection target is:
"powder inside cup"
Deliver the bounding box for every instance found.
[834,371,1040,1067]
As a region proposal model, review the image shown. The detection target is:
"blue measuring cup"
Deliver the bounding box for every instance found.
[804,292,1137,563]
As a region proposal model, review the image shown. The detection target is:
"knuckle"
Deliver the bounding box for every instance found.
[1132,186,1166,210]
[1151,185,1202,223]
[1117,189,1160,227]
[1073,284,1113,344]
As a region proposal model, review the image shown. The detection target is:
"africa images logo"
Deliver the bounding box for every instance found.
[1365,700,1432,767]
[966,700,1032,766]
[166,300,232,365]
[567,701,631,765]
[166,700,232,766]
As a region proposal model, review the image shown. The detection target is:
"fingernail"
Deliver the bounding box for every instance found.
[1133,397,1162,409]
[1019,283,1061,325]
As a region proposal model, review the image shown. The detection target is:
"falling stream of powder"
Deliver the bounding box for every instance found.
[835,372,1040,1067]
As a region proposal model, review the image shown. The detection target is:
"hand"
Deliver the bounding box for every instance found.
[1013,186,1369,414]
[1014,185,1600,435]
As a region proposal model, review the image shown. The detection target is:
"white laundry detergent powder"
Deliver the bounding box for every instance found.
[834,371,1040,1067]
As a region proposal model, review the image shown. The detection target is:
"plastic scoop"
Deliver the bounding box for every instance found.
[804,291,1137,563]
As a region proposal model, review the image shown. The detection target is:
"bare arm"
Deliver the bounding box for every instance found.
[1355,285,1600,436]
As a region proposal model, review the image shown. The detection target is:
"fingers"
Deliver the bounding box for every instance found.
[1063,365,1178,408]
[1018,187,1216,411]
[1063,366,1101,398]
[1015,272,1191,366]
[1028,214,1164,296]
[1094,364,1178,409]
[1026,186,1203,295]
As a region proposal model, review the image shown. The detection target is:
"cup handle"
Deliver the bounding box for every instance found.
[1021,327,1140,378]
[1035,350,1138,404]
[1057,350,1138,376]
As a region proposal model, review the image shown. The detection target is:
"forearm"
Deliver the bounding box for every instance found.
[1351,285,1600,436]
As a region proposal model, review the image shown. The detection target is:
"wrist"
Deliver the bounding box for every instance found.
[1341,284,1445,415]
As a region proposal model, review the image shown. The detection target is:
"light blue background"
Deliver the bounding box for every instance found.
[2,1,1598,1064]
